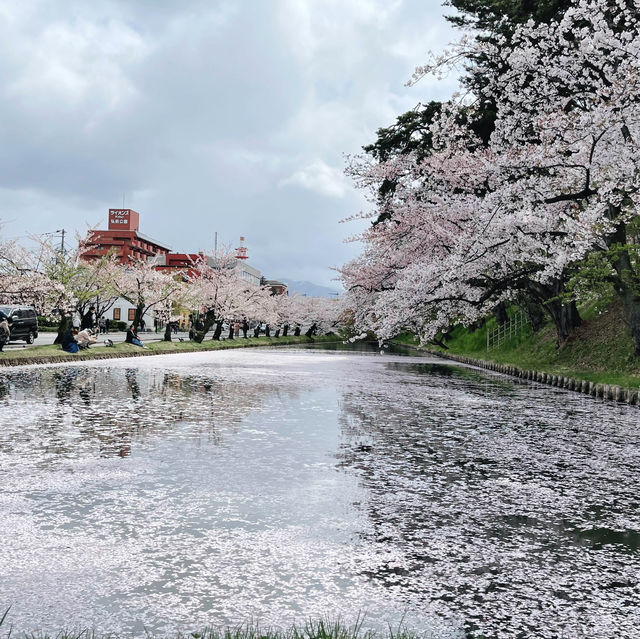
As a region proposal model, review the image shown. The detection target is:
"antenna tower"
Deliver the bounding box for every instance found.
[235,236,248,260]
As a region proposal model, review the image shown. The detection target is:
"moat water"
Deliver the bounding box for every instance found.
[0,345,638,638]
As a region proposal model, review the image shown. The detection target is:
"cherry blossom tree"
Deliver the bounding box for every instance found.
[0,236,70,317]
[187,248,277,342]
[284,294,343,335]
[71,255,122,323]
[33,233,123,341]
[112,258,188,332]
[343,0,640,353]
[443,0,640,351]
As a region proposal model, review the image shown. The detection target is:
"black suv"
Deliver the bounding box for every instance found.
[0,305,39,343]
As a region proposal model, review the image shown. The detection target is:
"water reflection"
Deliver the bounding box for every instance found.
[125,368,141,400]
[0,365,294,459]
[54,368,81,403]
[0,349,639,639]
[336,359,640,637]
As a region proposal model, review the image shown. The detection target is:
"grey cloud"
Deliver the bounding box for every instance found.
[0,0,459,287]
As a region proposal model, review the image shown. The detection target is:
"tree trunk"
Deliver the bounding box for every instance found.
[194,309,217,343]
[213,320,223,341]
[164,323,172,342]
[616,284,640,356]
[527,279,581,347]
[542,298,582,346]
[133,304,144,331]
[605,219,640,356]
[525,301,546,332]
[493,301,509,326]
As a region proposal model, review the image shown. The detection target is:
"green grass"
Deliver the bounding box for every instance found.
[395,300,640,389]
[0,335,339,366]
[0,616,423,639]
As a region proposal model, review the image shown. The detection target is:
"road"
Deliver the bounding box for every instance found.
[3,329,193,351]
[3,328,286,351]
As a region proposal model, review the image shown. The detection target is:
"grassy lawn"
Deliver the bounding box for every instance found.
[0,335,339,366]
[395,300,640,389]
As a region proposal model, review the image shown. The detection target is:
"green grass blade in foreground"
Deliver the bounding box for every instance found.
[2,620,424,639]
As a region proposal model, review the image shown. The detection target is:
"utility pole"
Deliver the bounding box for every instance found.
[44,229,66,263]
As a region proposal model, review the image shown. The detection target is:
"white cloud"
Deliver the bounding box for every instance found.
[0,0,462,286]
[4,16,149,114]
[279,160,349,198]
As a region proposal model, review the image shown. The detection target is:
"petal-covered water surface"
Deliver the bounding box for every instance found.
[0,345,638,638]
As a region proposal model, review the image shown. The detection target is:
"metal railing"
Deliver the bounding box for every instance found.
[486,310,529,351]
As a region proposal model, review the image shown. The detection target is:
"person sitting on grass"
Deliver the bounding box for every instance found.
[61,326,80,353]
[76,327,98,349]
[125,323,144,347]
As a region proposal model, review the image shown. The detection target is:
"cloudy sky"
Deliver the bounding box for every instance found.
[0,0,460,287]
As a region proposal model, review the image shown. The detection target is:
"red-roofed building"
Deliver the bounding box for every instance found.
[82,209,173,264]
[154,251,203,279]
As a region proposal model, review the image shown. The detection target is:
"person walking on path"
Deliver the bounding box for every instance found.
[242,318,249,338]
[99,316,107,334]
[253,324,260,338]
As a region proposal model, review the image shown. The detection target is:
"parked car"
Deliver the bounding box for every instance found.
[0,305,39,343]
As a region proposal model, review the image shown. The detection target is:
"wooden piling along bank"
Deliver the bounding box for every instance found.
[428,350,639,406]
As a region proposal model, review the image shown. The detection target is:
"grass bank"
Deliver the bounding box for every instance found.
[2,617,423,639]
[394,299,640,389]
[0,335,339,367]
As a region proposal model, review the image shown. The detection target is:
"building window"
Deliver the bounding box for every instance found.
[113,308,121,320]
[128,309,136,321]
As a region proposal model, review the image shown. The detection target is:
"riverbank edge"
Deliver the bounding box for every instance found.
[393,341,640,407]
[0,618,421,639]
[0,335,340,368]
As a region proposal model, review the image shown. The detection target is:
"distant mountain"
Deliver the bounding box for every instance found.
[277,279,341,298]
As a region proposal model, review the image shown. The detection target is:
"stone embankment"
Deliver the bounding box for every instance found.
[437,352,639,405]
[0,349,188,367]
[392,341,639,406]
[0,336,338,368]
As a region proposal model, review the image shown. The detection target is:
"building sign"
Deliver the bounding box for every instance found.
[109,209,131,229]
